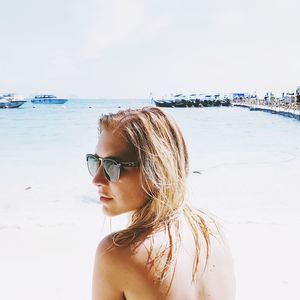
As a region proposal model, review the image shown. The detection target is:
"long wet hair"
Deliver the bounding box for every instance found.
[99,106,213,283]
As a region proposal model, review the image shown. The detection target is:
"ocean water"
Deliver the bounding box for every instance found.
[1,99,300,225]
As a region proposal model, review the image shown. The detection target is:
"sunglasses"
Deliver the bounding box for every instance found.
[86,154,139,182]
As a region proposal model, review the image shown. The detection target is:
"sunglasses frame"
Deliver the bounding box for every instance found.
[86,154,139,182]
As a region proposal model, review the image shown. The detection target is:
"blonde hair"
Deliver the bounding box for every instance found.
[99,106,212,283]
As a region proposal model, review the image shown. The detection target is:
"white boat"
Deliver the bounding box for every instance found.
[31,95,68,104]
[0,93,27,109]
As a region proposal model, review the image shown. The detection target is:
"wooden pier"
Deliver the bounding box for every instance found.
[232,102,300,121]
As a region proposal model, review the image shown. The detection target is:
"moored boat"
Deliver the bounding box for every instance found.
[0,93,27,109]
[173,94,192,107]
[31,95,68,104]
[153,99,174,107]
[153,93,232,108]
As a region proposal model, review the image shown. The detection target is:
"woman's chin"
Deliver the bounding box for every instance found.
[101,205,122,217]
[101,205,133,217]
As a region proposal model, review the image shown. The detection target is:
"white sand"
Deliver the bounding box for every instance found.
[1,158,300,300]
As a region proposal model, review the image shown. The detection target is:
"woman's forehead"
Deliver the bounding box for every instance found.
[96,129,135,160]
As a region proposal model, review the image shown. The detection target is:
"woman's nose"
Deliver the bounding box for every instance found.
[92,165,108,186]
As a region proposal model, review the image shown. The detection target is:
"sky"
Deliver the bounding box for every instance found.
[0,0,299,99]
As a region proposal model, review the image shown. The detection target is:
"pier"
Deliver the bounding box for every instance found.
[232,101,300,121]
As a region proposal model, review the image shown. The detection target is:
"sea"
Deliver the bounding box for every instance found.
[1,99,300,225]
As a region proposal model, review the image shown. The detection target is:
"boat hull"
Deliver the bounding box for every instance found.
[31,99,68,104]
[153,98,231,108]
[0,101,27,109]
[173,101,188,107]
[154,100,174,107]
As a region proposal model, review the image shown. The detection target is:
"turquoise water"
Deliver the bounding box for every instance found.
[2,99,300,158]
[1,99,300,218]
[0,99,148,156]
[0,99,148,177]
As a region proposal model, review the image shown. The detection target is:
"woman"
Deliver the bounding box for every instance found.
[86,107,235,299]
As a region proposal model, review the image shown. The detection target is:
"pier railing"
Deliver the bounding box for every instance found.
[232,97,300,113]
[232,97,300,120]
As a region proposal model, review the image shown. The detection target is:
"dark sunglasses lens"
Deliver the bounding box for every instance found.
[87,155,99,177]
[103,160,120,182]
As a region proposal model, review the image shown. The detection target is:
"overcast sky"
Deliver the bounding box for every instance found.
[0,0,299,99]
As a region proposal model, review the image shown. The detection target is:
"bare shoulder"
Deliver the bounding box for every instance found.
[94,232,127,263]
[94,231,134,269]
[92,233,129,300]
[95,232,124,256]
[93,233,164,300]
[200,219,236,300]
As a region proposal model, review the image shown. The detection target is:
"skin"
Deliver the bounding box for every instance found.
[92,128,147,217]
[92,128,236,300]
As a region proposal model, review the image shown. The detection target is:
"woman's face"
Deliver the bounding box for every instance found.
[92,128,148,216]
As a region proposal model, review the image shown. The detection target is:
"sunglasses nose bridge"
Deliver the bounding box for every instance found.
[92,158,109,185]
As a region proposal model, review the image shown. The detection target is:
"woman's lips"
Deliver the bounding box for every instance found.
[100,196,113,203]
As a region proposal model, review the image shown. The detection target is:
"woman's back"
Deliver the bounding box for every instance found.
[93,216,235,300]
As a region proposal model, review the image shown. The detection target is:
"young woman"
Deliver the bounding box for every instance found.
[86,107,235,300]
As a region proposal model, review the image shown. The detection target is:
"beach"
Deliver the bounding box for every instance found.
[1,100,300,299]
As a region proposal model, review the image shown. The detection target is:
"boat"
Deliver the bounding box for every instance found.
[188,94,203,107]
[0,93,27,109]
[173,94,192,107]
[31,95,68,104]
[220,98,231,107]
[153,95,191,108]
[153,99,174,107]
[153,93,231,108]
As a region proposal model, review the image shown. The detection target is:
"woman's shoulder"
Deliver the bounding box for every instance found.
[94,232,152,277]
[93,232,165,299]
[95,232,130,264]
[92,233,132,299]
[93,231,168,298]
